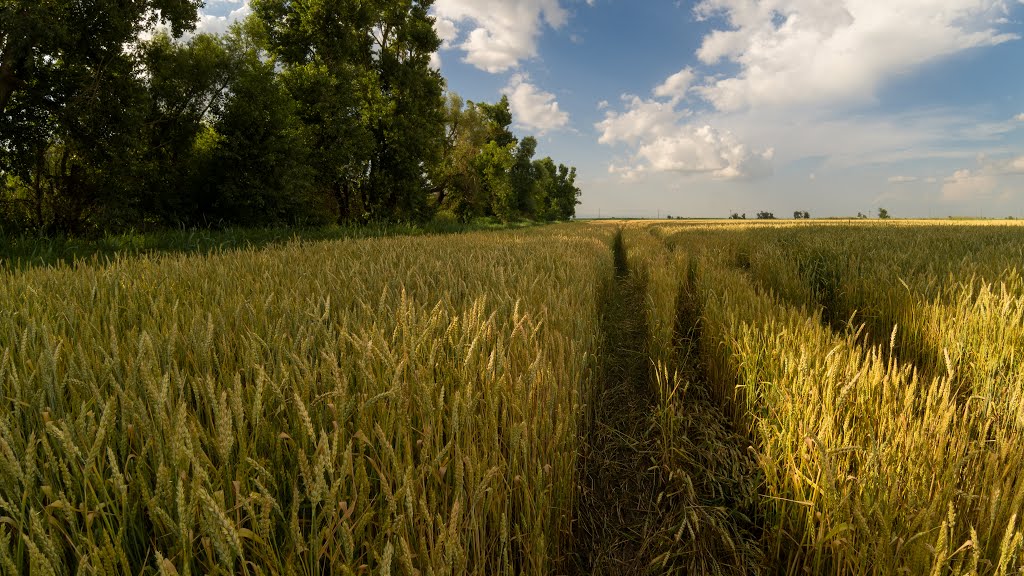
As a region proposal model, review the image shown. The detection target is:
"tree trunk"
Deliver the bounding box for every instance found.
[32,146,44,230]
[334,180,350,223]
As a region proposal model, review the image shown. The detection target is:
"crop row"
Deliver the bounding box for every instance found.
[0,226,613,575]
[633,221,1024,574]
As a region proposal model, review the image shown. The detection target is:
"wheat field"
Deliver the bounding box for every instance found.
[2,220,1023,574]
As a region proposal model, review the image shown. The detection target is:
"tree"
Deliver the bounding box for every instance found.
[135,32,236,226]
[253,0,445,223]
[552,163,580,220]
[757,211,775,220]
[531,157,558,221]
[0,0,202,233]
[201,24,324,226]
[878,207,891,219]
[509,136,537,217]
[429,93,488,219]
[479,140,516,221]
[476,95,517,148]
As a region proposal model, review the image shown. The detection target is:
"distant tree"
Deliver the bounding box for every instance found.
[857,212,868,219]
[479,141,516,221]
[666,214,672,219]
[878,207,891,219]
[794,211,803,219]
[430,93,488,219]
[804,211,811,219]
[730,212,742,220]
[509,136,537,217]
[551,163,581,220]
[757,211,775,220]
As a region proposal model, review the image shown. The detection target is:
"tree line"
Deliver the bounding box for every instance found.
[0,0,580,236]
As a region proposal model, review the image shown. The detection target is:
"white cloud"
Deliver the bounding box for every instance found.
[888,175,918,183]
[634,125,774,179]
[1016,113,1024,122]
[942,169,999,201]
[608,163,647,181]
[597,96,684,145]
[432,0,568,72]
[1003,156,1024,174]
[598,80,773,181]
[653,67,696,103]
[692,0,1020,111]
[435,17,459,49]
[504,75,570,134]
[194,2,251,35]
[941,155,1024,201]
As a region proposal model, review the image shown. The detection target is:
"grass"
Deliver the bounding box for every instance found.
[0,218,542,271]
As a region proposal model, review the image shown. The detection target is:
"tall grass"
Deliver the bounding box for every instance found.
[0,224,611,574]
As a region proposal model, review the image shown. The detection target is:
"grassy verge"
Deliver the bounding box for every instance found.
[0,218,545,270]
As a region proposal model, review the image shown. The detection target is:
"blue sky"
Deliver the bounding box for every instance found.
[201,0,1024,218]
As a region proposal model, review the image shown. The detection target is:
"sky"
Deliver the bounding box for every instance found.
[199,0,1024,219]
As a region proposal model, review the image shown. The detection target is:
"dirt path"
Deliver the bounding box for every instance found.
[571,234,764,576]
[571,234,665,575]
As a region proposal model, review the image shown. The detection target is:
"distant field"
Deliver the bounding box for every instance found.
[1,221,1023,574]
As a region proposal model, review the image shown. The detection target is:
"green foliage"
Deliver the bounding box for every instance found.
[479,141,517,221]
[429,94,579,223]
[476,95,517,148]
[0,0,202,234]
[0,1,583,236]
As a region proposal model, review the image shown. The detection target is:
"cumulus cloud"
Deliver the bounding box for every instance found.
[608,163,647,181]
[942,169,1000,201]
[636,125,775,179]
[1016,113,1024,122]
[653,67,696,103]
[941,155,1024,201]
[597,96,684,145]
[692,0,1020,111]
[504,75,570,134]
[432,0,568,72]
[597,94,773,180]
[194,2,252,35]
[435,17,459,48]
